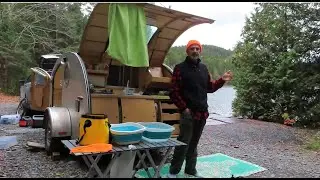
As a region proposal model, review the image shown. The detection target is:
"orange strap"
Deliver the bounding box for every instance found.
[70,143,113,154]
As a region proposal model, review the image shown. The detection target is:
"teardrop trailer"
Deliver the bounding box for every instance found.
[23,3,215,156]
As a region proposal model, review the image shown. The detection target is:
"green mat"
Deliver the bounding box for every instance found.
[135,153,267,178]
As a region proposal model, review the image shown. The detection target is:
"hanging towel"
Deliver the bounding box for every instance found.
[107,3,149,67]
[70,143,113,154]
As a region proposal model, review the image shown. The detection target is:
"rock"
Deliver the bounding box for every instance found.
[67,161,77,166]
[26,142,45,149]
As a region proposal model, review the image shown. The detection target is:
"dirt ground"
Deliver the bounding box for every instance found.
[0,92,19,104]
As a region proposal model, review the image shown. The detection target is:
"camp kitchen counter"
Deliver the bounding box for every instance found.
[90,93,180,132]
[91,93,170,100]
[62,138,186,178]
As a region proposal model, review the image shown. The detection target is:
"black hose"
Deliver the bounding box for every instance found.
[76,120,92,145]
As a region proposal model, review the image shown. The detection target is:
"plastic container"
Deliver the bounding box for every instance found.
[0,114,20,125]
[110,122,145,145]
[25,116,33,126]
[31,115,44,128]
[19,118,27,127]
[138,122,175,143]
[123,88,135,95]
[19,116,32,127]
[78,114,110,146]
[0,136,18,150]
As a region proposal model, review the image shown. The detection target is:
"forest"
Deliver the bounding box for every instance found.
[0,3,319,127]
[231,3,320,127]
[0,3,91,94]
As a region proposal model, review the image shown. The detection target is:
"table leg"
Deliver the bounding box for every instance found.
[85,154,104,178]
[81,155,91,169]
[102,153,121,178]
[145,147,174,178]
[133,151,152,178]
[145,150,159,177]
[155,147,174,178]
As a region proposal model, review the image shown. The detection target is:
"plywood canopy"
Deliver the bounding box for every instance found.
[78,3,215,67]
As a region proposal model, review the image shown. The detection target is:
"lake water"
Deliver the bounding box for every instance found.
[207,86,237,119]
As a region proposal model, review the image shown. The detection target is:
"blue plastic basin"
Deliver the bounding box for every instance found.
[110,123,146,145]
[138,122,175,143]
[111,125,140,132]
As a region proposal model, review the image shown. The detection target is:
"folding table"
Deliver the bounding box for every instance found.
[61,138,186,178]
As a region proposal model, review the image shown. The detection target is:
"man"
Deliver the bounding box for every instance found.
[167,40,233,178]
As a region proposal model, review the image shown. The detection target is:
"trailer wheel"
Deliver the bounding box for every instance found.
[44,118,61,155]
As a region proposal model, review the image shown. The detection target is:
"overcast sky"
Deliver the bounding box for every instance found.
[154,2,256,50]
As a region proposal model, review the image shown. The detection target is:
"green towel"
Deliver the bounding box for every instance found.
[107,3,149,67]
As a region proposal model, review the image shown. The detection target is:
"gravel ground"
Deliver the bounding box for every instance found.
[1,103,319,178]
[0,103,18,115]
[198,119,320,178]
[0,103,88,178]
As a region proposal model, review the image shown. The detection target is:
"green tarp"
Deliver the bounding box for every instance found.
[135,153,267,178]
[107,3,149,67]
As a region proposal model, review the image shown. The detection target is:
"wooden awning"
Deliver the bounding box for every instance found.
[78,3,215,67]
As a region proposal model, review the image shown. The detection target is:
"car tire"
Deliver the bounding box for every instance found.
[16,98,27,117]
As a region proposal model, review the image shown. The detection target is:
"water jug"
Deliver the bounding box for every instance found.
[77,114,110,146]
[0,114,20,125]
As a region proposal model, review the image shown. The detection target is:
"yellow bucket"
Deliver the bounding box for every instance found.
[77,114,110,146]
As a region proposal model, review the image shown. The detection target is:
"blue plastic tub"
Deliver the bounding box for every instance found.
[110,122,146,145]
[138,122,175,143]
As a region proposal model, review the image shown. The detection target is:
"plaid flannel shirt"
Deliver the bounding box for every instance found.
[169,66,225,120]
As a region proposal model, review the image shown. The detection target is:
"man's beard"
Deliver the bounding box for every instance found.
[190,52,199,60]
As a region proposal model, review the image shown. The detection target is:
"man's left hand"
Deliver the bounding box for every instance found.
[222,70,233,81]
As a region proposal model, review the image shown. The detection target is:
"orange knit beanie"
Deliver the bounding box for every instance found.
[186,40,202,53]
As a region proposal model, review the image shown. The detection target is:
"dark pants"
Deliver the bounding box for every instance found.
[169,111,206,175]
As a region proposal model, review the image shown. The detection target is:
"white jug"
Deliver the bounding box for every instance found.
[0,114,21,125]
